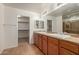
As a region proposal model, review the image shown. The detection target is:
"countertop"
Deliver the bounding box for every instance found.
[34,32,79,44]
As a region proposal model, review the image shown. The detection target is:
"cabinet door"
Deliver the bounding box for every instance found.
[48,37,58,55]
[34,33,39,47]
[38,34,42,50]
[60,40,79,54]
[42,35,48,55]
[34,33,37,45]
[60,47,76,55]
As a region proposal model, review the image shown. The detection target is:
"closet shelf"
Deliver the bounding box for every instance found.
[18,29,29,31]
[18,16,29,41]
[18,37,29,39]
[18,21,29,23]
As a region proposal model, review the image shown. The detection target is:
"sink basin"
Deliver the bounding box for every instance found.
[49,34,71,39]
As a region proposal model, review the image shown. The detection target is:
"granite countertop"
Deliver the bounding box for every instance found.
[35,32,79,44]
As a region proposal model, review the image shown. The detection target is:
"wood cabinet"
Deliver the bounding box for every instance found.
[33,33,79,55]
[34,33,39,47]
[33,33,36,45]
[60,47,76,55]
[48,37,59,55]
[34,33,42,51]
[59,40,79,55]
[38,34,42,50]
[42,35,48,55]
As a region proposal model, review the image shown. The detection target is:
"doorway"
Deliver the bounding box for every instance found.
[18,16,30,43]
[47,20,52,32]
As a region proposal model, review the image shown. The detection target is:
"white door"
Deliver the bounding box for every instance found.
[4,25,18,49]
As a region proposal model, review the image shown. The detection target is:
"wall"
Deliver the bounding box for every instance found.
[0,4,40,53]
[45,15,63,33]
[0,4,4,53]
[6,5,40,45]
[41,3,63,34]
[0,4,63,53]
[41,3,63,33]
[56,16,63,33]
[33,16,46,32]
[45,16,53,32]
[17,8,40,44]
[3,6,18,49]
[52,16,63,33]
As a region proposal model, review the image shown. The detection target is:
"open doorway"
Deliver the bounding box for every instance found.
[47,20,52,32]
[18,16,30,44]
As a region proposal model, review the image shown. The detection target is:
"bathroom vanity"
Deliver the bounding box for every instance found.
[33,32,79,55]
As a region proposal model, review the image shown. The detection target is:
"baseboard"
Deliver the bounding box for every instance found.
[4,44,18,50]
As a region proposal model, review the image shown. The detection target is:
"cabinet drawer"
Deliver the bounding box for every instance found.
[60,47,76,55]
[48,37,58,45]
[60,40,79,54]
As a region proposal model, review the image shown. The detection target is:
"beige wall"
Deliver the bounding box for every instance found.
[0,4,4,53]
[0,4,41,53]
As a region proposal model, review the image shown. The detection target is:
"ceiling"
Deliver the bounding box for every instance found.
[48,3,79,16]
[3,3,44,13]
[4,3,79,16]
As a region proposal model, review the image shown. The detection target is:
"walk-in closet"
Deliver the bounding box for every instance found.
[18,16,30,43]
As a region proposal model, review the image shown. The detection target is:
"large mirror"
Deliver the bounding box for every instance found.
[63,12,79,34]
[35,20,44,29]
